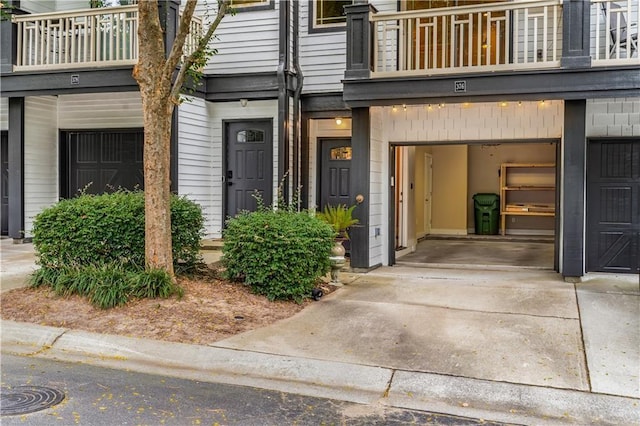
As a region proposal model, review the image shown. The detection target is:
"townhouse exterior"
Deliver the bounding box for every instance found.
[1,0,639,279]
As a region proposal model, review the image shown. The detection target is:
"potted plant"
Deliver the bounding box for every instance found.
[317,204,359,283]
[318,204,359,240]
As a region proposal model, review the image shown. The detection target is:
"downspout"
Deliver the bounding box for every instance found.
[292,0,304,210]
[277,0,290,201]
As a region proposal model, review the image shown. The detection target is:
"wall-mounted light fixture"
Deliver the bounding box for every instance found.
[392,105,397,112]
[335,117,343,125]
[500,101,508,107]
[240,98,248,107]
[403,104,407,111]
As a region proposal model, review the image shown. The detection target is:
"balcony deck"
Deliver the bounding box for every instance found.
[5,0,639,76]
[10,5,202,72]
[369,0,638,78]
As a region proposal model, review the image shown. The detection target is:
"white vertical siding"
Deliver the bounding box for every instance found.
[24,96,58,237]
[204,2,279,74]
[208,99,278,237]
[0,98,8,131]
[369,107,386,267]
[58,92,143,129]
[178,97,217,238]
[586,98,640,137]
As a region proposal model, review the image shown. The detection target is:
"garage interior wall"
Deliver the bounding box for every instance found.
[414,145,432,237]
[467,143,556,234]
[430,145,468,235]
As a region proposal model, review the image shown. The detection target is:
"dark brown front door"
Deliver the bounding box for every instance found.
[319,138,352,211]
[587,139,640,273]
[1,131,8,235]
[225,120,273,218]
[64,130,144,196]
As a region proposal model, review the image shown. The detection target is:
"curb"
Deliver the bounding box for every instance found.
[2,320,639,425]
[1,320,391,405]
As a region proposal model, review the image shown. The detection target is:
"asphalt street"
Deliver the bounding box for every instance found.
[1,354,510,426]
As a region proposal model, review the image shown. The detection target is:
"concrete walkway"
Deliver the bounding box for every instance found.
[1,240,639,424]
[0,238,37,292]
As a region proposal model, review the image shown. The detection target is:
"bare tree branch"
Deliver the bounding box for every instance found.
[163,0,198,80]
[169,0,229,102]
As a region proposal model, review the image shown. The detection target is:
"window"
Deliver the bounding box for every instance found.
[330,147,352,160]
[231,0,267,6]
[229,0,273,12]
[237,130,265,143]
[313,0,352,29]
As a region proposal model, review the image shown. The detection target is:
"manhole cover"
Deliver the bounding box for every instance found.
[1,386,65,416]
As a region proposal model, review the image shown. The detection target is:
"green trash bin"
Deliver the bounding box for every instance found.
[472,193,500,235]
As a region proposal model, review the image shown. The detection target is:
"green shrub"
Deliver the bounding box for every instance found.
[29,265,182,309]
[131,268,184,299]
[29,190,200,308]
[222,206,334,302]
[32,190,204,272]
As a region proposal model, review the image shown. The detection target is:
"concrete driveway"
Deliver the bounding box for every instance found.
[215,266,640,399]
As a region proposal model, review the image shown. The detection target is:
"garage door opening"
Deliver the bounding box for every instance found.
[389,140,559,270]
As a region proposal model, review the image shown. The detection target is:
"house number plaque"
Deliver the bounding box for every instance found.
[454,80,466,93]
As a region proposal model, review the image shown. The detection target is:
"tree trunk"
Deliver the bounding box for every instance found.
[140,90,175,277]
[134,1,175,277]
[133,0,227,278]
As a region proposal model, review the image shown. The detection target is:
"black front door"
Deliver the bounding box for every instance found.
[64,130,144,196]
[587,139,640,273]
[319,138,352,210]
[225,120,273,218]
[1,131,8,235]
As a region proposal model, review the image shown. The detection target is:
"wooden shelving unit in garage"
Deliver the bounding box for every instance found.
[500,163,556,236]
